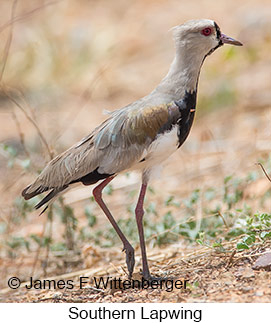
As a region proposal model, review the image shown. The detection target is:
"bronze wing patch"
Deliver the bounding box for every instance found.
[94,102,181,150]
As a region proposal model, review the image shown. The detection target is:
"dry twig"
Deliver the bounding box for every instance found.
[11,110,31,159]
[0,0,62,34]
[257,162,271,183]
[3,88,54,160]
[218,211,229,228]
[0,0,18,82]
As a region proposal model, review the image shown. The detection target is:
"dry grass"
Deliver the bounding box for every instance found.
[0,0,271,303]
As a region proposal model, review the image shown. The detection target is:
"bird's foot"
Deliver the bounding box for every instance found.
[122,244,135,279]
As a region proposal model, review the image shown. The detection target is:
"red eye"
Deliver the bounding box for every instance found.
[201,27,212,36]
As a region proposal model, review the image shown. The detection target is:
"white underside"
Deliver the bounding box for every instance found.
[129,125,179,180]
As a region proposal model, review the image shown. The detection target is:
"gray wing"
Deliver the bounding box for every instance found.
[22,101,182,198]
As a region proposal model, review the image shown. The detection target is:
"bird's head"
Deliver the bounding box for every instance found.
[172,19,242,59]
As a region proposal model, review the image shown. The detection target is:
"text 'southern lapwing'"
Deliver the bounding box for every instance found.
[22,19,242,280]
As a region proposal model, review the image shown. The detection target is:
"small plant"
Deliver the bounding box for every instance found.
[3,132,271,275]
[235,213,271,250]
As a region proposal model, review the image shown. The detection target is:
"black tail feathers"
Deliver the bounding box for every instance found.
[35,186,68,212]
[22,185,49,200]
[22,184,68,215]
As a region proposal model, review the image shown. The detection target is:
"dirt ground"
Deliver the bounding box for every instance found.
[1,242,271,303]
[0,0,271,303]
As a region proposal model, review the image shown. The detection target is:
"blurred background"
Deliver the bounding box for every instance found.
[0,0,271,301]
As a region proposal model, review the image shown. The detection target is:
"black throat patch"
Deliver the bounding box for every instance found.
[174,90,197,148]
[205,21,223,58]
[214,21,222,43]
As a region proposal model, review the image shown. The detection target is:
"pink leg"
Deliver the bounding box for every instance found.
[93,176,135,278]
[135,182,151,279]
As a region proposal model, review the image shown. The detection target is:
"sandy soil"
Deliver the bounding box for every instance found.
[0,0,271,303]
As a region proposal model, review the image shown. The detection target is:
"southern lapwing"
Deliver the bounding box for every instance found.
[22,19,242,280]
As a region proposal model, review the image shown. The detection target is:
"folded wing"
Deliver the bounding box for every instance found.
[22,101,182,209]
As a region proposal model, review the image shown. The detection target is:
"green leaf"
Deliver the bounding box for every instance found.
[165,195,174,206]
[84,206,97,227]
[237,242,249,250]
[243,235,255,245]
[260,231,271,239]
[224,175,232,185]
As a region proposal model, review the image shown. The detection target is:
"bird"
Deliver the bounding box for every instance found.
[22,19,242,280]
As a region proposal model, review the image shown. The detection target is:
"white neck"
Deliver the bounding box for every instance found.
[155,43,205,100]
